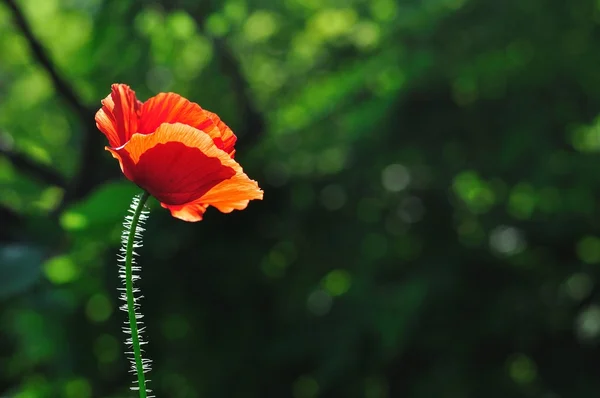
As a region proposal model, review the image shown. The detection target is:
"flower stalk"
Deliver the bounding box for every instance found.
[119,192,152,398]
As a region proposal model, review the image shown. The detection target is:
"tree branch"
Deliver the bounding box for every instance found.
[0,145,66,188]
[3,0,92,119]
[3,0,117,209]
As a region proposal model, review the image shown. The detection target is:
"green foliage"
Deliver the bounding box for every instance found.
[60,180,141,237]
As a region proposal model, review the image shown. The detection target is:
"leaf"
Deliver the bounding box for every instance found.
[59,179,140,233]
[0,244,44,300]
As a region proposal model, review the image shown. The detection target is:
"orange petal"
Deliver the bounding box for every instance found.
[204,110,237,157]
[138,92,224,142]
[95,84,142,147]
[195,171,263,212]
[161,170,263,221]
[160,202,209,222]
[108,123,234,204]
[108,123,262,221]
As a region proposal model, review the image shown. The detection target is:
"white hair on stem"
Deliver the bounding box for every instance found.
[118,194,154,397]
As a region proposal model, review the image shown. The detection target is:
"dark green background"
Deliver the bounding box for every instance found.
[1,0,600,397]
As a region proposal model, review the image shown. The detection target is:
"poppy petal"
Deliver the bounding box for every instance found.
[95,84,141,147]
[204,110,237,157]
[161,169,263,221]
[138,93,222,141]
[108,123,262,216]
[196,172,263,212]
[160,202,209,222]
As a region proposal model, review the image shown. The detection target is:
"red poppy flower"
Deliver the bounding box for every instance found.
[95,84,263,222]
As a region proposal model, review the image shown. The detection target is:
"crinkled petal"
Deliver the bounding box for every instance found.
[138,93,231,149]
[204,110,237,157]
[161,157,263,221]
[160,202,210,222]
[107,123,262,221]
[95,84,141,147]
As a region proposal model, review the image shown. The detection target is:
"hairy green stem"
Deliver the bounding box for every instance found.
[123,191,151,398]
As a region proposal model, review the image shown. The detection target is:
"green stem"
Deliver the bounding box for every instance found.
[124,191,151,398]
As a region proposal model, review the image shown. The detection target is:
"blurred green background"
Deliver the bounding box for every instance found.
[1,0,600,396]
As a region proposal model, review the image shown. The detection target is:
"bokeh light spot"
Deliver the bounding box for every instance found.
[167,11,196,39]
[508,183,537,219]
[224,0,248,23]
[352,21,380,50]
[43,255,79,284]
[576,305,600,342]
[243,10,279,43]
[175,35,213,79]
[307,289,332,316]
[489,225,526,256]
[452,171,495,214]
[309,8,358,39]
[205,13,230,37]
[60,211,88,231]
[507,353,537,384]
[577,236,600,264]
[64,378,92,398]
[85,293,112,323]
[322,269,352,296]
[565,273,593,301]
[261,250,288,278]
[369,0,398,22]
[381,164,410,192]
[134,7,163,36]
